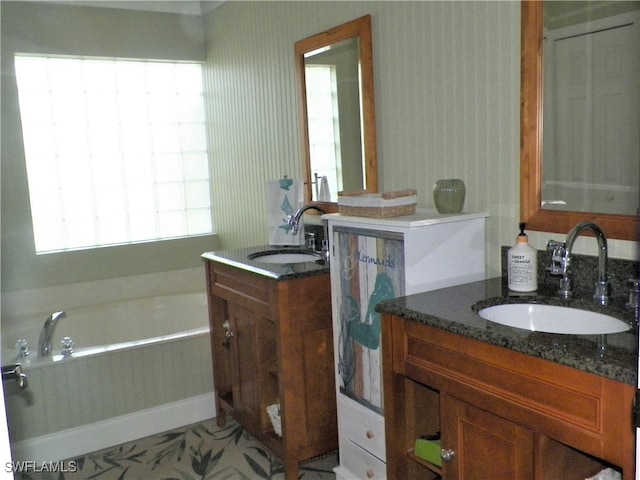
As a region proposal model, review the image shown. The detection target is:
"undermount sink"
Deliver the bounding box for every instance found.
[247,250,322,264]
[477,304,630,335]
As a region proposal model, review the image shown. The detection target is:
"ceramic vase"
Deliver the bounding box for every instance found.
[433,179,466,213]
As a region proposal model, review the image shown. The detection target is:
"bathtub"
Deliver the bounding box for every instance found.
[2,291,214,462]
[541,180,638,215]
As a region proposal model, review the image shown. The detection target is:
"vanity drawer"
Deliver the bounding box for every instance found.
[338,395,386,461]
[337,439,387,480]
[207,262,276,317]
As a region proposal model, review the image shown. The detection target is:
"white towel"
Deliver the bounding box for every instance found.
[585,469,621,480]
[318,176,331,202]
[266,178,305,246]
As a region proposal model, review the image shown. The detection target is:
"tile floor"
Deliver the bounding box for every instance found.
[16,417,337,479]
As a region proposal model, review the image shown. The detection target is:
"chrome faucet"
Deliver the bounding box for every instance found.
[38,311,66,357]
[547,221,609,305]
[287,205,326,235]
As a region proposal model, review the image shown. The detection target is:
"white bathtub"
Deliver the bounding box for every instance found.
[2,292,209,366]
[542,180,639,215]
[2,290,214,462]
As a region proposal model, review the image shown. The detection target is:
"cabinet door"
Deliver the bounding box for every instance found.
[332,226,405,415]
[227,301,278,433]
[228,302,261,421]
[441,394,534,480]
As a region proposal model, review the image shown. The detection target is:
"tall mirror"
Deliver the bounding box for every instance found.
[295,15,378,211]
[521,1,640,241]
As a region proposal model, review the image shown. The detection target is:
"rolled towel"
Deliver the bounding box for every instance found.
[319,176,331,201]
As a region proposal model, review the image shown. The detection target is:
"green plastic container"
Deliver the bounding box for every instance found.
[414,437,442,467]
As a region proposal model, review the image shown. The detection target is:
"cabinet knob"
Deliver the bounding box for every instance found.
[365,469,375,478]
[441,448,457,463]
[366,430,375,439]
[222,320,235,347]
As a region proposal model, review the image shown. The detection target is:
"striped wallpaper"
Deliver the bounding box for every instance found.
[202,1,637,275]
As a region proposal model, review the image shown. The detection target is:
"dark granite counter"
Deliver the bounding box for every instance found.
[376,277,638,386]
[201,245,329,280]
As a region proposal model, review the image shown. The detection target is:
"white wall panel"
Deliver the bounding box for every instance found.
[4,335,212,442]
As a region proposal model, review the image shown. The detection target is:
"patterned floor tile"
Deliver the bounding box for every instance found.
[15,418,337,480]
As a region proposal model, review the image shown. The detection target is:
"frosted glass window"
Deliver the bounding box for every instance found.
[14,55,213,253]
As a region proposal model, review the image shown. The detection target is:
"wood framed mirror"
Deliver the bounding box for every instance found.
[520,1,639,241]
[295,15,378,212]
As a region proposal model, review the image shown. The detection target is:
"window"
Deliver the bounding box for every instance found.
[14,55,213,254]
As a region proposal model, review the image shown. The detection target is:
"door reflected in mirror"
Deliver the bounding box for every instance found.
[295,15,378,209]
[542,1,639,217]
[520,1,639,241]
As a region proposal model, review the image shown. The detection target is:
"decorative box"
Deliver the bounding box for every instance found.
[338,189,417,218]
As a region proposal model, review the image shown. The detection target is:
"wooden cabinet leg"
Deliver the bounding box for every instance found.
[216,410,227,428]
[284,461,298,480]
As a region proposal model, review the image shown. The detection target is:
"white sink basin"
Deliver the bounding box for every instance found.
[478,304,630,335]
[248,251,322,264]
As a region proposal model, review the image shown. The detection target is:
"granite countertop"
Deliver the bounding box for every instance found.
[201,245,329,280]
[376,277,638,386]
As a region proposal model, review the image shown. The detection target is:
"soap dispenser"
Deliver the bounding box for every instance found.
[508,223,538,292]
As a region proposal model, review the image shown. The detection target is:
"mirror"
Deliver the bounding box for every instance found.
[521,1,640,241]
[295,15,378,210]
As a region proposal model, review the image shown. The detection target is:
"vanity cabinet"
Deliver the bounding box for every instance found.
[204,259,337,479]
[382,314,636,480]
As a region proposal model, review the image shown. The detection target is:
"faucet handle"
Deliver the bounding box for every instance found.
[627,278,640,288]
[15,339,30,358]
[626,279,640,309]
[305,232,316,251]
[546,240,567,275]
[61,337,74,357]
[321,239,330,262]
[593,279,610,306]
[558,275,572,298]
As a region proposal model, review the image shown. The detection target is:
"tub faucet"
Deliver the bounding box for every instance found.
[38,311,66,357]
[287,205,326,235]
[547,221,609,306]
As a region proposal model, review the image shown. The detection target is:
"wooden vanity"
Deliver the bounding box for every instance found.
[202,248,337,479]
[380,278,636,480]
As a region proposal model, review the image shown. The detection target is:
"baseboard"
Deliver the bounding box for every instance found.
[11,393,216,462]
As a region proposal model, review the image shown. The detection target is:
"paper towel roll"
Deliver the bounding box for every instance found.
[266,178,305,246]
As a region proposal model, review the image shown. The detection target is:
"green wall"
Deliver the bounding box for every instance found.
[3,1,636,293]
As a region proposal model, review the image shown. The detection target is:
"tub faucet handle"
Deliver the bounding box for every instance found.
[2,364,28,390]
[61,337,74,357]
[15,339,30,358]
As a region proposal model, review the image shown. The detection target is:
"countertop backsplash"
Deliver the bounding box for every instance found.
[501,246,640,301]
